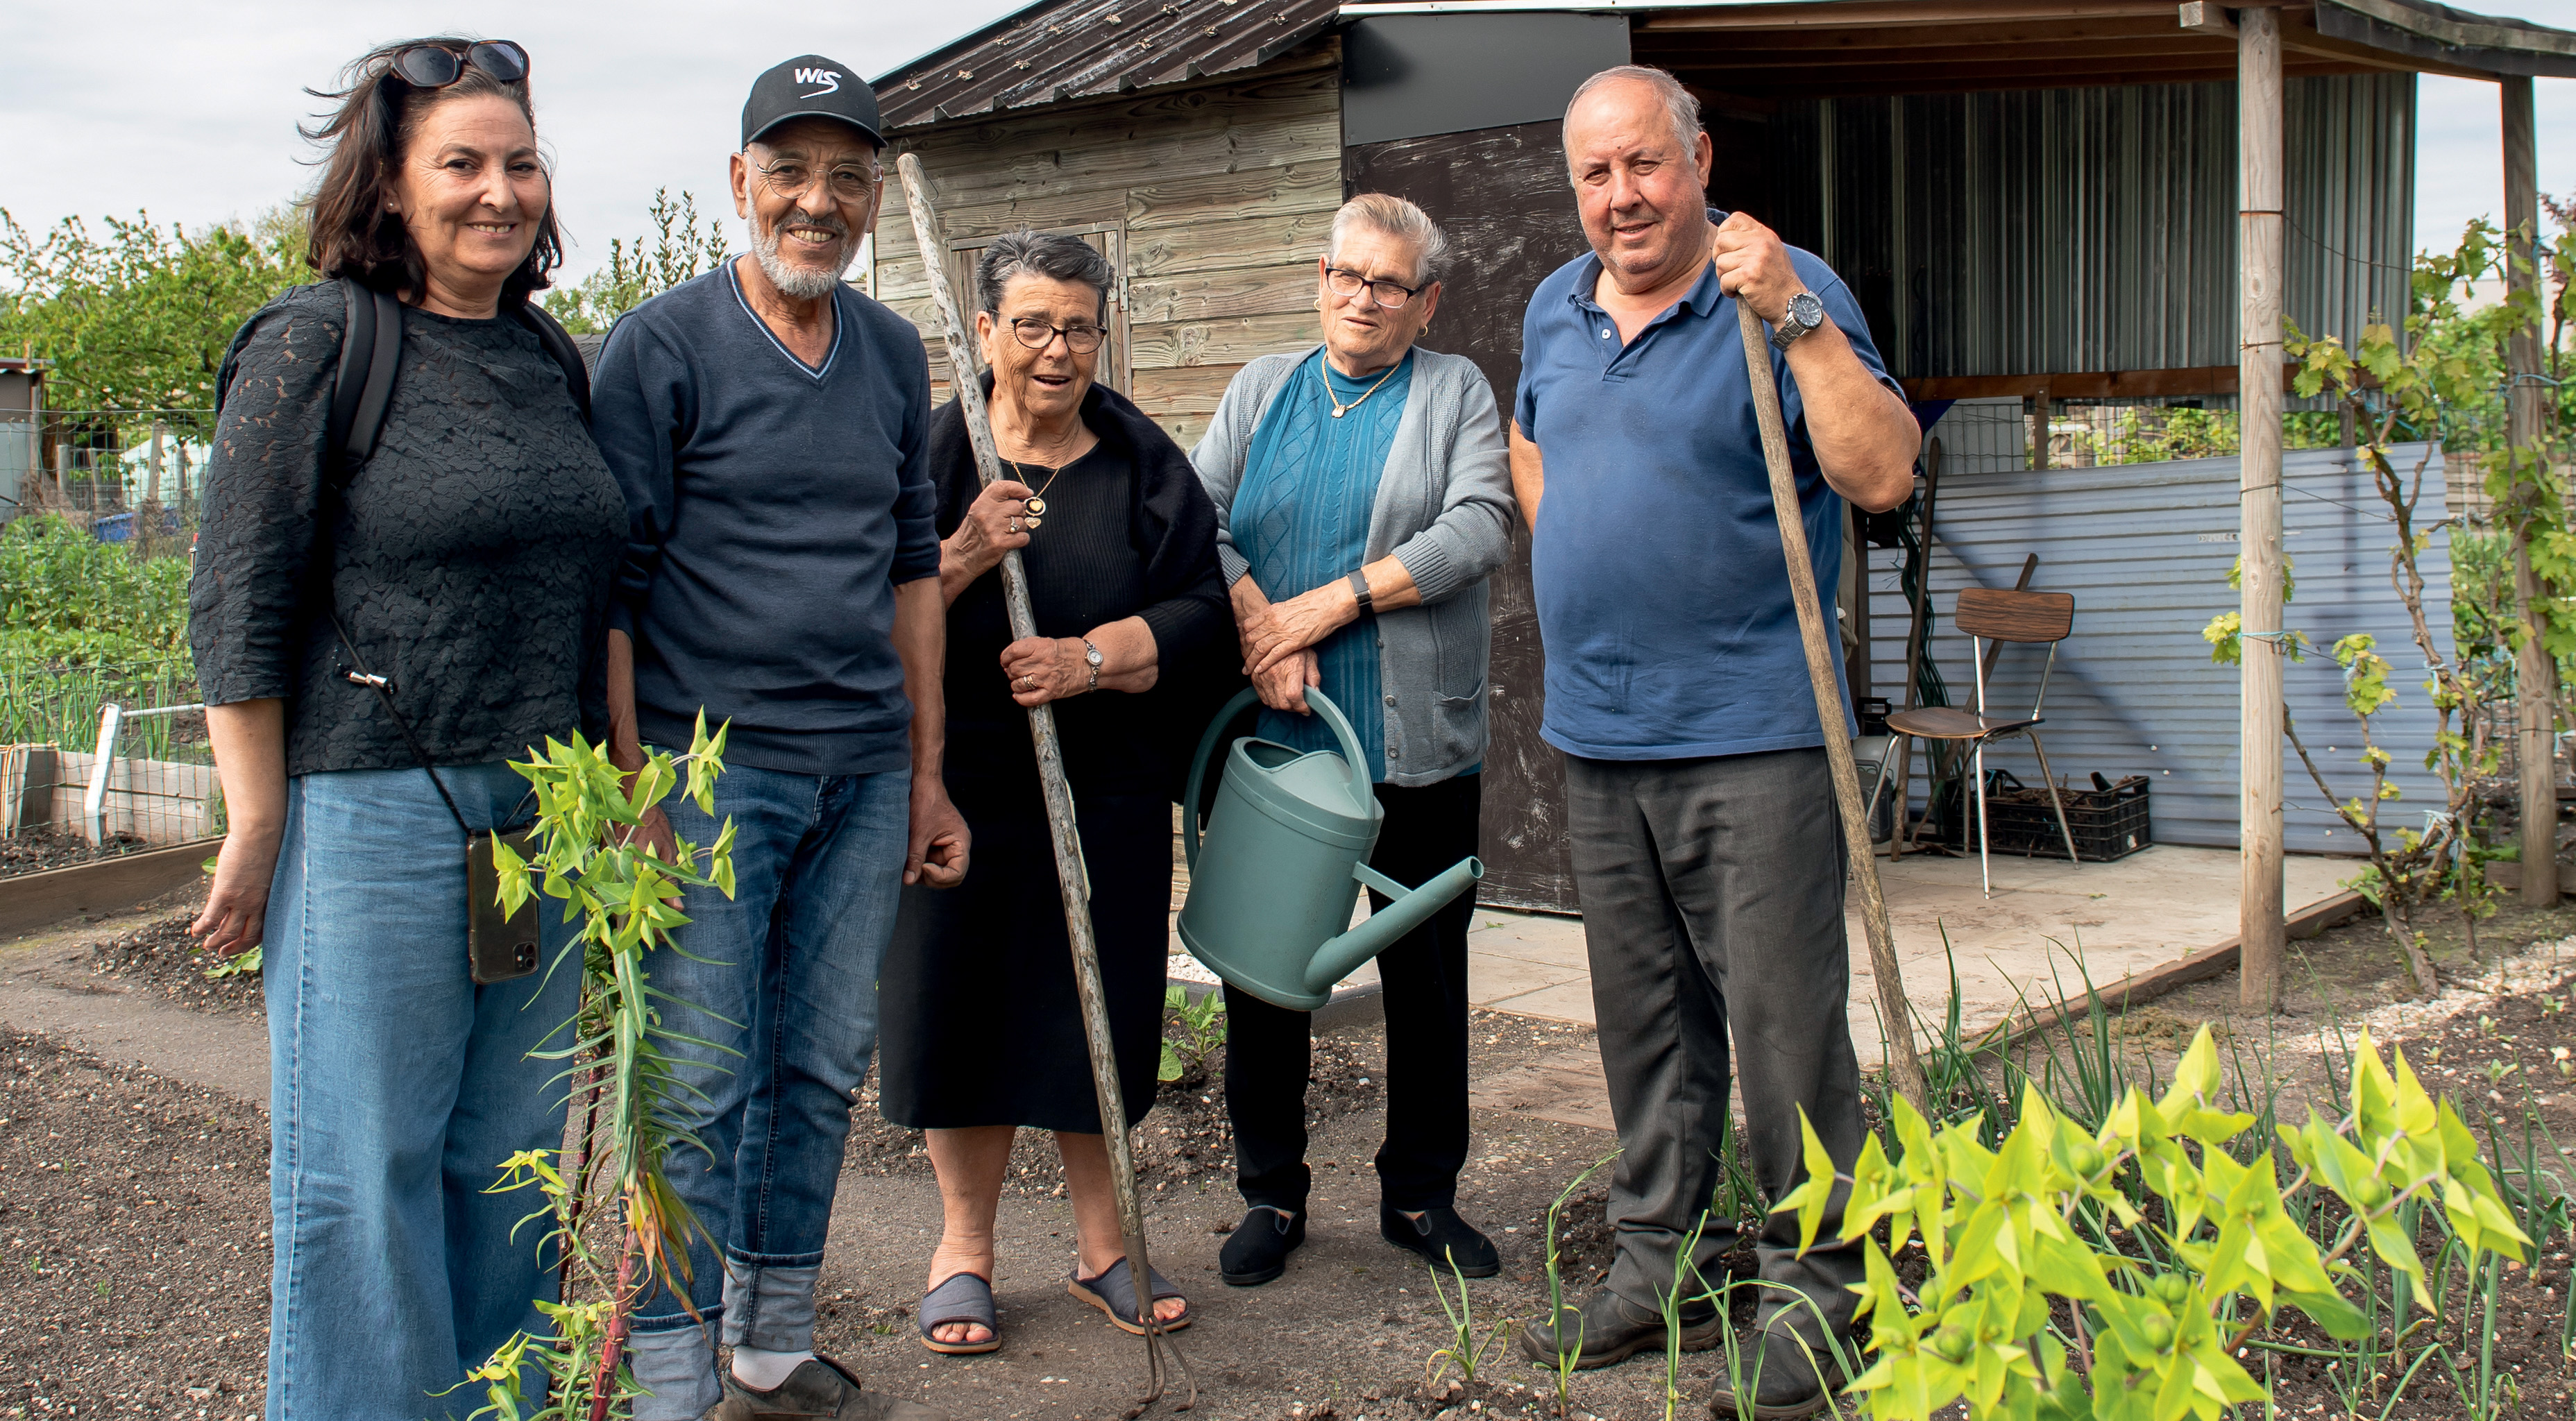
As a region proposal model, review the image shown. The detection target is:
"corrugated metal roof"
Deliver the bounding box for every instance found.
[873,0,1341,130]
[1865,432,2454,856]
[1761,73,2413,382]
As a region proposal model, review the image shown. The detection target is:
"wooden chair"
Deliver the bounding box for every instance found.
[1879,588,2081,898]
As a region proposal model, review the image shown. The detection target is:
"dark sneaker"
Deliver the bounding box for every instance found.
[709,1354,951,1420]
[1379,1205,1500,1277]
[1219,1205,1307,1286]
[1517,1287,1721,1370]
[1707,1325,1849,1420]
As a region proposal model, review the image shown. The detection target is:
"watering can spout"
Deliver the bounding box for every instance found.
[1302,857,1486,995]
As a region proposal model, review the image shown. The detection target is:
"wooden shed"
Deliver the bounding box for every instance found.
[870,0,2576,913]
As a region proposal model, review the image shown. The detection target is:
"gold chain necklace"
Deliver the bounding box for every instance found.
[1321,357,1400,419]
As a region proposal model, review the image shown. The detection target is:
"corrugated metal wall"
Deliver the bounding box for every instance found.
[1865,439,2453,855]
[1765,74,2415,380]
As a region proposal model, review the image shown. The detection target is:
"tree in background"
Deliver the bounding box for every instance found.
[542,189,730,334]
[0,207,310,412]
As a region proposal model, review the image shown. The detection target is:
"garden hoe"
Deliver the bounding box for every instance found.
[1734,296,1929,1113]
[897,152,1194,1416]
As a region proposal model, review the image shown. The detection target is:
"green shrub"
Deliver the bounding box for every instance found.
[1779,1026,2530,1420]
[0,513,190,665]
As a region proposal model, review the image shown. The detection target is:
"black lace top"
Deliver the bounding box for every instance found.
[188,282,627,778]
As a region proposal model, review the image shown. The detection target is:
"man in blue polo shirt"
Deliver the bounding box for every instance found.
[591,56,958,1421]
[1508,65,1920,1420]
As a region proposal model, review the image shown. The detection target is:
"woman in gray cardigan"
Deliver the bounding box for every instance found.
[1189,193,1516,1288]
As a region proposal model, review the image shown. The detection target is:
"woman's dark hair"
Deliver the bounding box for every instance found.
[976,230,1115,320]
[301,37,563,304]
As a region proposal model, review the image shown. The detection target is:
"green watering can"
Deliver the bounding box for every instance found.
[1178,687,1484,1011]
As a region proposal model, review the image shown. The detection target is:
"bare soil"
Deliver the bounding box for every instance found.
[0,828,154,880]
[0,1025,271,1421]
[81,912,261,1019]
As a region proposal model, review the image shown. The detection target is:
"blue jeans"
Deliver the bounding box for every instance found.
[264,762,582,1421]
[624,760,912,1420]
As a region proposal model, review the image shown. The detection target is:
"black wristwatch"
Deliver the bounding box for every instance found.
[1347,570,1374,617]
[1770,290,1827,350]
[1082,638,1103,690]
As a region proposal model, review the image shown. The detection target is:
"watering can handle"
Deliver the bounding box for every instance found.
[1180,685,1376,873]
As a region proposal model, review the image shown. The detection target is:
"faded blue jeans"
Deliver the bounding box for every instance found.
[264,762,582,1421]
[624,760,912,1420]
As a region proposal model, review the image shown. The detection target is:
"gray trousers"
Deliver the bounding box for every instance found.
[1566,747,1866,1342]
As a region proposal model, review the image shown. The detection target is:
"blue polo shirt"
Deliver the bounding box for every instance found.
[1513,218,1897,761]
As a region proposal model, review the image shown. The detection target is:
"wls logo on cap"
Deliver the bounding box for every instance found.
[743,53,882,149]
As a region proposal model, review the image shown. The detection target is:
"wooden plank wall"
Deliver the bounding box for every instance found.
[873,37,1341,450]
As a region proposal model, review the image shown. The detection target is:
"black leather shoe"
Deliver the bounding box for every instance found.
[1516,1287,1721,1370]
[1219,1206,1305,1286]
[1707,1325,1849,1420]
[1380,1205,1500,1277]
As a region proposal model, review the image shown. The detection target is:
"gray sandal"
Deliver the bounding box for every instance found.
[1067,1258,1190,1336]
[919,1272,1001,1354]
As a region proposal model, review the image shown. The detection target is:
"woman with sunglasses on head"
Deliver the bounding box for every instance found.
[187,37,624,1420]
[874,229,1237,1355]
[1189,193,1516,1289]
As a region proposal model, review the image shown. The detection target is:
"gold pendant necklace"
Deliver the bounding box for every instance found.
[1323,357,1400,419]
[1006,459,1067,517]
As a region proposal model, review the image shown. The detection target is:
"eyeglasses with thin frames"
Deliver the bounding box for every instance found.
[1324,266,1424,309]
[749,158,882,205]
[1006,316,1108,355]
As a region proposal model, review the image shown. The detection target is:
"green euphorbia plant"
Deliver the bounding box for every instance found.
[1777,1026,2530,1420]
[451,717,737,1421]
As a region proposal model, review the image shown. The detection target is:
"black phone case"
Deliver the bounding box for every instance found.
[466,826,543,985]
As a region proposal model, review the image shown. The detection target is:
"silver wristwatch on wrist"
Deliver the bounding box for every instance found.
[1083,638,1103,690]
[1770,289,1827,350]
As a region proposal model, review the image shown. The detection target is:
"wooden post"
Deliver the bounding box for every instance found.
[2237,5,2287,1012]
[894,153,1185,1409]
[2504,76,2557,905]
[146,421,165,505]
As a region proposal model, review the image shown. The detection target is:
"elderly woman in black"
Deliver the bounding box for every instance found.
[187,38,623,1420]
[876,230,1231,1354]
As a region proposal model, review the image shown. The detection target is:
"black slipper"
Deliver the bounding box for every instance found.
[1380,1204,1500,1277]
[1219,1206,1306,1286]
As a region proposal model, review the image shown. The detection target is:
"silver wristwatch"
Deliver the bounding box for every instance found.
[1083,638,1103,690]
[1770,290,1827,350]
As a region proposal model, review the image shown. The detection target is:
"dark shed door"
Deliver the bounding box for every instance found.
[1346,119,1595,912]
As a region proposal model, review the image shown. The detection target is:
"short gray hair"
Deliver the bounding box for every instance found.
[974,229,1114,318]
[1326,193,1452,287]
[1564,65,1703,164]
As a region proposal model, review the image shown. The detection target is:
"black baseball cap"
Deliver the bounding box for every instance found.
[742,55,883,149]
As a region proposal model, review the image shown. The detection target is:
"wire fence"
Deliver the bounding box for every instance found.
[0,658,219,872]
[1,407,214,552]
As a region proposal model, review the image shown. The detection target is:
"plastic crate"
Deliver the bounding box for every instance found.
[1937,769,2151,862]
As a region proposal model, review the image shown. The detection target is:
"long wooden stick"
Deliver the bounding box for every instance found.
[1736,299,1929,1112]
[897,153,1187,1412]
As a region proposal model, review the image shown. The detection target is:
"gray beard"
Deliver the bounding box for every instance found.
[751,214,854,300]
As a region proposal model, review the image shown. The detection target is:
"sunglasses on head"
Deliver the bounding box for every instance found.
[389,40,529,90]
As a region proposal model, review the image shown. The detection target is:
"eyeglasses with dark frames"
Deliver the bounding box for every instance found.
[749,157,882,205]
[389,40,529,90]
[1323,266,1424,309]
[1006,316,1108,355]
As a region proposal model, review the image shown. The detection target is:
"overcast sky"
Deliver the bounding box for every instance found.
[1,1,2569,282]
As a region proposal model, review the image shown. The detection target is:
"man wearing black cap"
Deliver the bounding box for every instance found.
[592,55,960,1421]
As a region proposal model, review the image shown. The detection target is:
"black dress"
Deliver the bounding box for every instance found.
[878,380,1237,1134]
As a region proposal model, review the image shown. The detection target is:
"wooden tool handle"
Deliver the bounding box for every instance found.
[1734,297,1929,1112]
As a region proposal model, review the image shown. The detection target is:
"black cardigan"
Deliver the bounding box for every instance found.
[928,377,1245,802]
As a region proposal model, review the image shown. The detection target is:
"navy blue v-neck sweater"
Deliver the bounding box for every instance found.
[591,262,940,775]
